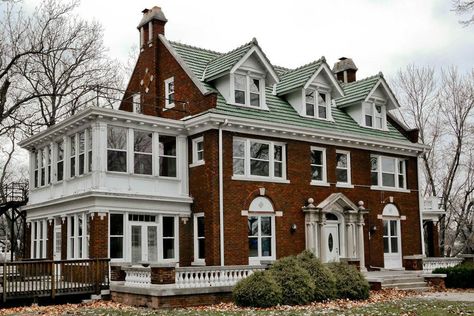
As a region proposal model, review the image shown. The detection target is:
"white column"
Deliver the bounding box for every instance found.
[346,223,352,258]
[357,222,366,271]
[319,217,327,262]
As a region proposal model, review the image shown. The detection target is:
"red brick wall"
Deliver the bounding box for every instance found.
[89,213,108,258]
[61,217,67,260]
[179,217,192,266]
[47,220,54,260]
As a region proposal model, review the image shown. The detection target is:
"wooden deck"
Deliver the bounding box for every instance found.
[1,258,110,301]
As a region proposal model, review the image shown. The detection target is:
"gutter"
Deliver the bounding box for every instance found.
[218,119,229,266]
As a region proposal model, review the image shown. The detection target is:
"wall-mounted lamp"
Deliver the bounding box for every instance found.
[369,225,377,235]
[290,223,297,233]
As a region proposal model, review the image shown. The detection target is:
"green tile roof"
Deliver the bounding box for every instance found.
[168,40,410,143]
[336,74,380,108]
[276,59,323,95]
[203,41,254,80]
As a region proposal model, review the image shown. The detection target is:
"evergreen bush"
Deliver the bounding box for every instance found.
[297,250,337,301]
[328,262,370,300]
[233,271,282,307]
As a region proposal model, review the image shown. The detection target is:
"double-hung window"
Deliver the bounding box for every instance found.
[109,213,124,259]
[87,129,92,173]
[233,73,263,107]
[78,131,85,175]
[364,103,373,127]
[34,152,39,188]
[31,220,46,259]
[162,216,176,259]
[364,103,385,129]
[133,93,142,114]
[232,138,286,180]
[305,89,330,119]
[56,141,64,182]
[40,149,45,186]
[193,213,205,263]
[191,137,204,166]
[68,213,88,259]
[159,136,177,177]
[165,77,175,108]
[336,150,351,186]
[134,130,153,175]
[310,147,327,184]
[46,146,51,184]
[70,135,76,178]
[371,155,407,190]
[107,126,127,172]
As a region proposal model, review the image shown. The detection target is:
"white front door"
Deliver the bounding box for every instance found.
[383,219,402,269]
[131,224,158,264]
[325,224,339,262]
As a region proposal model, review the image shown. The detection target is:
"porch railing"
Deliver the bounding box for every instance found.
[123,266,151,288]
[423,257,464,273]
[175,265,265,289]
[1,258,110,302]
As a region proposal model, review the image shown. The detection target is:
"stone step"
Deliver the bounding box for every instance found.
[383,282,428,289]
[382,277,426,285]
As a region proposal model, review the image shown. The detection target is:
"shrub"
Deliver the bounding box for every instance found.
[296,250,336,301]
[269,256,315,305]
[233,271,282,307]
[328,262,370,300]
[433,262,474,288]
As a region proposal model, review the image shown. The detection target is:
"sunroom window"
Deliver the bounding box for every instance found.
[56,140,64,182]
[107,126,128,172]
[233,73,263,108]
[134,130,153,175]
[159,136,177,177]
[305,89,330,119]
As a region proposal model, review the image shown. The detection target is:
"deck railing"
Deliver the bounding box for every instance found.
[175,265,265,289]
[123,266,151,288]
[1,258,110,302]
[422,257,464,273]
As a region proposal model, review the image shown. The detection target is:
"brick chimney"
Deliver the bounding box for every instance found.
[137,6,167,49]
[333,57,358,83]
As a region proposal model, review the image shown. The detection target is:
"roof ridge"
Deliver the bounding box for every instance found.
[168,40,223,55]
[280,57,324,76]
[207,39,255,63]
[342,73,381,86]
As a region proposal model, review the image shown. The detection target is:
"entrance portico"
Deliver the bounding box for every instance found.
[303,193,367,269]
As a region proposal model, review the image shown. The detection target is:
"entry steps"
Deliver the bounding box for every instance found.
[381,274,430,291]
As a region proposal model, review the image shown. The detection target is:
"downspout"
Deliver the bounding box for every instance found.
[219,119,229,266]
[417,153,426,256]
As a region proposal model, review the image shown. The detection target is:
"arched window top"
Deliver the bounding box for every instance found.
[382,204,399,217]
[326,213,338,221]
[249,197,274,212]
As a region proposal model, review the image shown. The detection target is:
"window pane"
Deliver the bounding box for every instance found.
[110,214,124,235]
[233,158,245,175]
[159,157,176,177]
[250,142,269,160]
[398,175,405,188]
[79,132,85,153]
[370,156,378,171]
[107,127,127,150]
[235,74,246,90]
[148,226,158,262]
[274,162,282,178]
[197,217,205,237]
[110,238,123,258]
[248,217,258,236]
[134,153,152,174]
[311,166,323,181]
[250,79,259,93]
[383,221,388,236]
[235,90,245,104]
[57,161,63,181]
[198,239,205,259]
[365,115,373,127]
[131,226,142,263]
[79,154,84,175]
[70,136,76,155]
[382,157,395,173]
[336,153,347,168]
[311,150,322,165]
[305,90,314,104]
[371,171,378,185]
[107,151,127,172]
[163,217,175,237]
[163,239,174,259]
[261,217,271,236]
[382,173,395,187]
[250,93,260,107]
[336,169,348,183]
[262,237,272,257]
[233,140,245,158]
[306,103,314,116]
[250,160,269,176]
[248,237,258,257]
[250,79,260,107]
[391,237,398,253]
[274,145,282,161]
[390,221,398,236]
[159,136,176,156]
[134,131,153,153]
[57,142,64,160]
[318,105,327,119]
[383,237,389,253]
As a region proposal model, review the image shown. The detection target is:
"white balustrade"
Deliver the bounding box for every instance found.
[423,257,464,273]
[175,265,265,289]
[124,267,151,288]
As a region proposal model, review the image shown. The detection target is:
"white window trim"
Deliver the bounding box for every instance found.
[67,213,89,259]
[370,155,409,192]
[335,150,353,188]
[247,214,276,265]
[232,137,287,182]
[31,220,47,259]
[109,212,125,261]
[310,146,328,186]
[192,213,205,266]
[164,77,175,109]
[362,102,388,131]
[303,88,333,121]
[190,136,205,167]
[230,72,268,110]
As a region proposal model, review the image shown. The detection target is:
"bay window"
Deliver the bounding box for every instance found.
[310,147,327,184]
[159,136,177,177]
[336,150,351,186]
[371,155,407,190]
[233,73,263,108]
[134,130,153,175]
[232,138,286,180]
[107,126,127,172]
[305,89,330,119]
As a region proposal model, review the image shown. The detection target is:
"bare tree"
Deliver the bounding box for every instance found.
[453,0,474,26]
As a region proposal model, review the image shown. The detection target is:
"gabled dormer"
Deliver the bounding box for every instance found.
[335,72,400,131]
[203,38,279,110]
[276,57,344,121]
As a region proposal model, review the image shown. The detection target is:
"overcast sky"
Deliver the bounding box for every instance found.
[22,0,474,80]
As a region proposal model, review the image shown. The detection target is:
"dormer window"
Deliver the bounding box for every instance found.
[364,102,386,130]
[305,89,330,120]
[233,73,263,108]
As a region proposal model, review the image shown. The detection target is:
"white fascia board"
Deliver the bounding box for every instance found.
[230,46,280,84]
[19,107,186,150]
[183,112,429,155]
[365,77,400,110]
[304,63,344,98]
[158,34,211,96]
